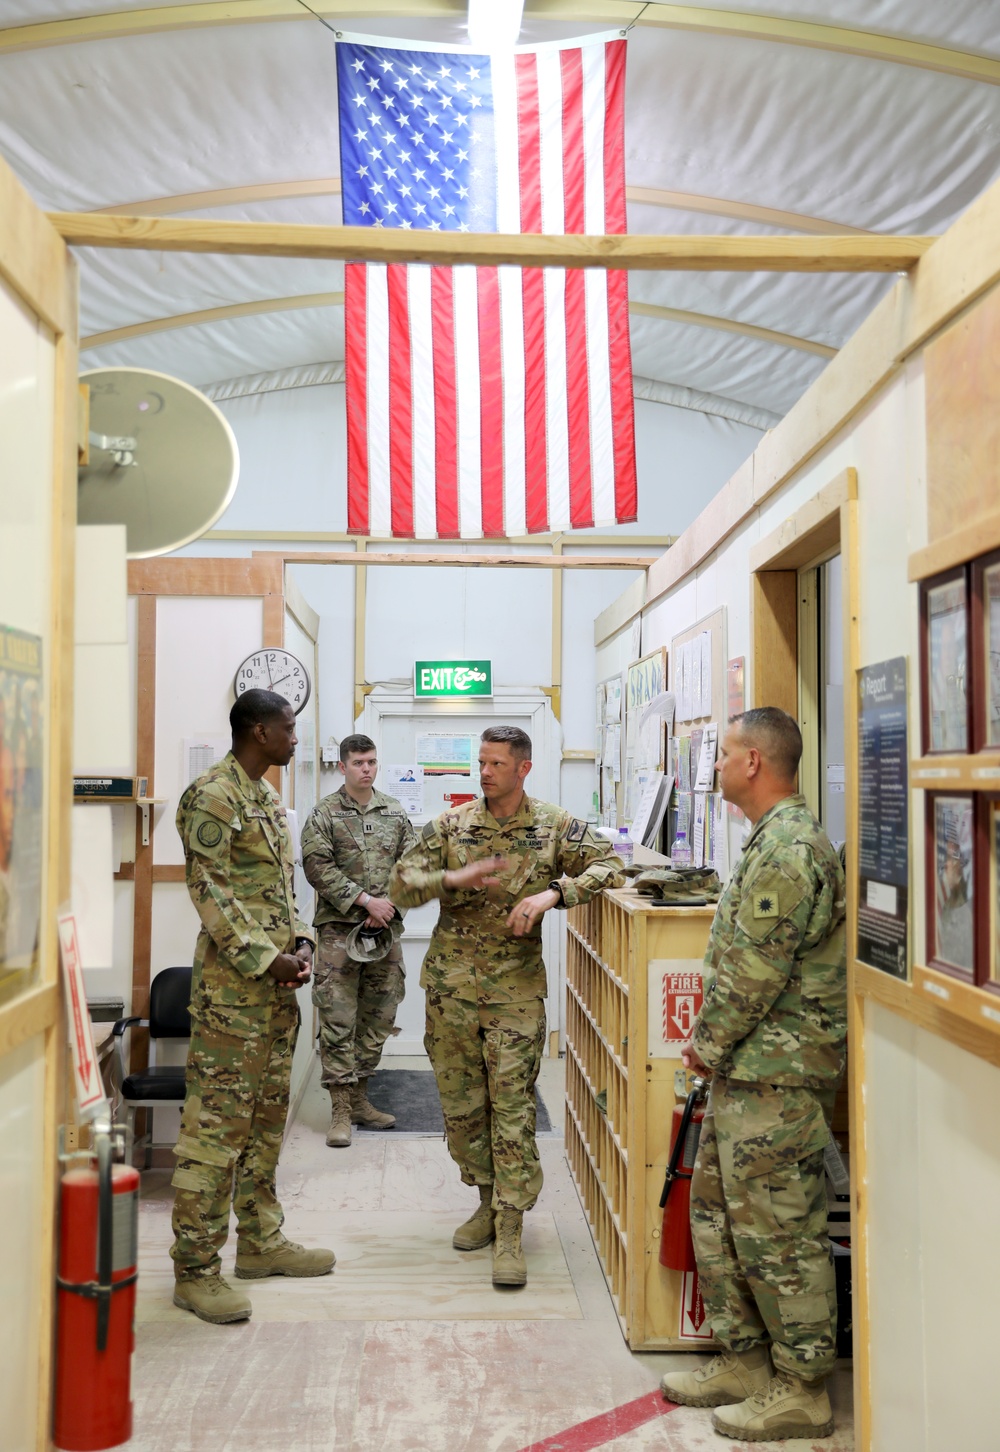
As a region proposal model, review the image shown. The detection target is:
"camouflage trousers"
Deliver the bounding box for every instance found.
[690,1077,838,1380]
[312,924,405,1087]
[425,989,545,1213]
[170,994,299,1279]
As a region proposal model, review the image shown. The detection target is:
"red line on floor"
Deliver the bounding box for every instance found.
[516,1389,680,1452]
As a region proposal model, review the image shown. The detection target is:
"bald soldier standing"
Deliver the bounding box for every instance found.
[391,725,623,1288]
[661,707,846,1441]
[170,689,335,1324]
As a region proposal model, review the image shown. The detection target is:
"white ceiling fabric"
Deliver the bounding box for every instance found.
[2,2,999,423]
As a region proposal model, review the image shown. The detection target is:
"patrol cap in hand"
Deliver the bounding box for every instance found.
[345,913,404,963]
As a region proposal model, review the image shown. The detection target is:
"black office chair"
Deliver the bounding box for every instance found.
[111,966,192,1168]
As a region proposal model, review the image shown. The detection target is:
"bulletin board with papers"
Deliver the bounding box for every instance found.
[669,609,730,875]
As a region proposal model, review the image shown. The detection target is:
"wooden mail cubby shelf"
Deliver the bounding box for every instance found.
[565,889,715,1350]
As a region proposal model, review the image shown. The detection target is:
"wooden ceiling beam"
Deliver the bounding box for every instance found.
[51,211,933,270]
[91,178,873,238]
[81,288,835,358]
[2,1,999,90]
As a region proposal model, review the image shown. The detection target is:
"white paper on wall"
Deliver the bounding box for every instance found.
[700,630,713,717]
[692,792,708,866]
[694,723,719,790]
[71,804,115,971]
[184,735,230,787]
[385,764,425,816]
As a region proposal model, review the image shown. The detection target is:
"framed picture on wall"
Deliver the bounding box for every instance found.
[971,551,1000,751]
[987,800,1000,986]
[926,793,976,979]
[921,568,969,754]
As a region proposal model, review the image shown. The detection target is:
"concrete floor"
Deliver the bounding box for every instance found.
[130,1054,855,1452]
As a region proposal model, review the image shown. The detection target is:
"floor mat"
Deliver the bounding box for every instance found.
[362,1069,553,1135]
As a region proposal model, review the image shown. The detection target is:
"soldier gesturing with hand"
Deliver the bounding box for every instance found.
[170,690,335,1326]
[390,725,623,1289]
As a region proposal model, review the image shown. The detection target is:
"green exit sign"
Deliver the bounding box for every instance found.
[415,660,492,698]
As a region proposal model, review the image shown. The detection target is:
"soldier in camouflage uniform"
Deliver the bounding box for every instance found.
[661,707,846,1441]
[390,725,623,1288]
[301,733,415,1146]
[170,689,335,1325]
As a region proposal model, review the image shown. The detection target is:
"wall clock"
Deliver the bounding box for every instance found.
[233,648,311,715]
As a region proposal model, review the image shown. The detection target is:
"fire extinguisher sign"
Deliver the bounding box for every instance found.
[679,1271,714,1341]
[648,960,705,1057]
[57,910,107,1118]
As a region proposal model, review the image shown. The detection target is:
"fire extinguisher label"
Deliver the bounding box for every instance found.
[648,960,705,1057]
[678,1271,714,1341]
[111,1189,138,1271]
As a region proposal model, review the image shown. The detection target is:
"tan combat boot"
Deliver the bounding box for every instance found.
[452,1184,495,1250]
[661,1345,772,1407]
[173,1273,252,1324]
[235,1237,336,1279]
[350,1077,396,1130]
[711,1368,834,1441]
[327,1085,352,1147]
[492,1206,527,1287]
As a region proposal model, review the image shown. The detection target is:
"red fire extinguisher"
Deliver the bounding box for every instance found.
[658,1076,708,1272]
[54,1119,139,1451]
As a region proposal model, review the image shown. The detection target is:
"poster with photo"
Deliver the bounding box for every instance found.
[0,626,44,978]
[982,561,1000,747]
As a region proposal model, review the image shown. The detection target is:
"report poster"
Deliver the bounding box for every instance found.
[857,657,909,978]
[0,626,44,978]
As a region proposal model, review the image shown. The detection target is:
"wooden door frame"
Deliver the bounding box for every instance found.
[125,556,284,1065]
[0,159,78,1448]
[748,465,868,1447]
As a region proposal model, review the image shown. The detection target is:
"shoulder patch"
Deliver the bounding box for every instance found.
[421,820,439,843]
[196,819,224,848]
[753,892,780,920]
[196,794,238,826]
[565,817,588,843]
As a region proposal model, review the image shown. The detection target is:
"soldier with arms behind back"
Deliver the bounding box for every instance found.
[661,707,846,1441]
[390,726,624,1289]
[301,734,415,1147]
[170,689,335,1325]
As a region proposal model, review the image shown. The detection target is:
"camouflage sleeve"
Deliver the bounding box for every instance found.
[553,818,626,909]
[389,816,450,907]
[691,849,815,1069]
[397,812,417,861]
[179,791,280,979]
[300,803,364,914]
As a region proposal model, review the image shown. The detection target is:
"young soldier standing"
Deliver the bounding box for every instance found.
[301,735,415,1147]
[390,726,624,1289]
[171,689,335,1324]
[661,708,847,1441]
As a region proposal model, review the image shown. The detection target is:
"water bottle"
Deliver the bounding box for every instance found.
[672,827,688,866]
[614,825,634,867]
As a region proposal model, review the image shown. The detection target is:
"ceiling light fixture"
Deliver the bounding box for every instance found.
[467,0,525,51]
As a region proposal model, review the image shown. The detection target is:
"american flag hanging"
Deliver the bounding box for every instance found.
[337,36,637,539]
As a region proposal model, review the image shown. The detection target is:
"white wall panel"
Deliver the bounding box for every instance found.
[366,565,552,688]
[152,595,263,865]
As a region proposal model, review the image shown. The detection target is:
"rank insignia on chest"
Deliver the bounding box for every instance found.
[753,892,779,919]
[363,820,376,835]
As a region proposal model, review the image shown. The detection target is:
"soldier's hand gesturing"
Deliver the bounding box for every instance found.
[443,855,508,892]
[508,889,560,936]
[268,951,312,986]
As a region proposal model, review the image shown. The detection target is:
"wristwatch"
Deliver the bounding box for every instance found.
[295,937,313,953]
[548,881,566,906]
